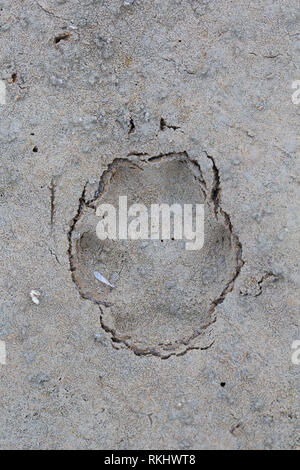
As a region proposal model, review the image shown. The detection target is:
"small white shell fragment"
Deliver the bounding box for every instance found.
[30,290,40,305]
[94,271,114,288]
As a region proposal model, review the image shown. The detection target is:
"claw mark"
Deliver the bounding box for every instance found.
[128,116,135,134]
[160,117,180,131]
[50,177,56,232]
[48,247,61,265]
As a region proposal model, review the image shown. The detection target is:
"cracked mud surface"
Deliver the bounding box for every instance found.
[69,153,242,357]
[0,0,299,450]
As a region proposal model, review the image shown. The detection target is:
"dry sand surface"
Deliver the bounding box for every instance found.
[0,0,299,450]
